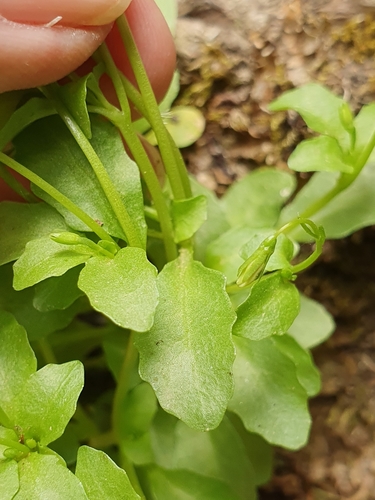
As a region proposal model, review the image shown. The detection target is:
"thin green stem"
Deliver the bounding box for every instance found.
[112,332,145,498]
[97,43,177,261]
[0,164,38,202]
[0,438,30,454]
[40,84,143,249]
[116,15,190,200]
[120,74,149,119]
[0,152,115,243]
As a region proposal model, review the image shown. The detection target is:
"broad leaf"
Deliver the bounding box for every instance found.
[272,335,321,397]
[14,116,146,244]
[135,250,236,431]
[0,460,19,500]
[228,336,311,449]
[171,195,207,243]
[0,264,83,341]
[288,293,335,349]
[269,83,350,150]
[75,446,141,500]
[15,453,87,499]
[222,168,296,228]
[279,163,375,240]
[11,361,84,446]
[78,247,158,332]
[288,136,353,173]
[118,382,157,465]
[233,273,300,341]
[0,311,36,418]
[13,237,93,290]
[146,466,240,500]
[33,266,84,312]
[0,201,69,266]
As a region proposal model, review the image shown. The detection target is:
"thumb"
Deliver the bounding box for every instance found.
[0,0,132,93]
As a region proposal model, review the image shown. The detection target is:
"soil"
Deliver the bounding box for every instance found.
[176,1,375,498]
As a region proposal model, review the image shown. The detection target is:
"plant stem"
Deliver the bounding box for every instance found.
[0,438,30,454]
[112,332,145,498]
[116,14,191,200]
[0,164,38,202]
[97,43,177,261]
[0,152,115,243]
[40,85,143,249]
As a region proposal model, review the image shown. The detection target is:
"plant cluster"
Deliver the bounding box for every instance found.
[1,5,375,499]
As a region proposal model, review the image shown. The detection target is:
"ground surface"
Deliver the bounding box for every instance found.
[176,1,375,498]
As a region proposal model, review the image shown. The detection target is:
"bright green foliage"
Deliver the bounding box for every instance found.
[171,195,207,242]
[0,202,69,266]
[135,250,236,431]
[0,460,19,499]
[78,247,158,332]
[56,76,92,139]
[75,446,141,499]
[240,232,295,272]
[33,267,84,312]
[234,273,300,341]
[229,336,311,449]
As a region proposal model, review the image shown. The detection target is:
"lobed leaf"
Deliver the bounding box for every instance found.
[79,247,158,332]
[228,336,311,449]
[75,446,141,500]
[233,273,300,341]
[135,250,236,431]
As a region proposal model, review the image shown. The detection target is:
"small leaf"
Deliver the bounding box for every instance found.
[135,250,236,431]
[171,195,207,242]
[288,294,335,349]
[75,446,141,500]
[0,264,82,341]
[146,466,240,500]
[56,77,92,139]
[0,311,36,418]
[0,202,69,266]
[11,361,84,446]
[272,335,321,397]
[269,83,350,149]
[16,453,87,499]
[288,136,353,173]
[33,266,84,312]
[78,247,158,332]
[222,168,296,228]
[228,336,311,449]
[13,236,93,291]
[233,273,300,341]
[0,460,19,500]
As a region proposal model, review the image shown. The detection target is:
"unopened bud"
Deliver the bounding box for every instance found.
[236,235,277,288]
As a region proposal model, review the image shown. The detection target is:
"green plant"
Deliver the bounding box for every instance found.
[1,7,375,500]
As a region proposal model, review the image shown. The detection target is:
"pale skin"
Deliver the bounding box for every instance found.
[0,0,176,199]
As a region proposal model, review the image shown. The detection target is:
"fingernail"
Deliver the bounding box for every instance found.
[0,0,132,26]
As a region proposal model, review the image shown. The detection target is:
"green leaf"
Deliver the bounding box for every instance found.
[288,293,335,349]
[233,273,300,341]
[135,250,236,431]
[11,361,84,446]
[146,466,240,500]
[146,106,206,148]
[13,237,93,291]
[190,176,230,262]
[0,427,20,458]
[279,164,375,240]
[0,311,36,419]
[118,382,157,465]
[56,77,92,139]
[75,446,141,500]
[228,336,311,449]
[0,90,24,130]
[240,232,295,272]
[0,97,56,151]
[0,460,19,500]
[33,266,84,312]
[79,247,158,332]
[272,335,321,397]
[170,417,257,500]
[171,195,207,243]
[14,116,146,244]
[0,264,84,341]
[0,202,69,266]
[353,102,375,161]
[15,453,87,499]
[222,168,296,228]
[269,83,350,149]
[288,136,353,173]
